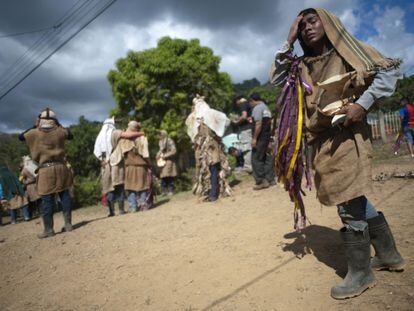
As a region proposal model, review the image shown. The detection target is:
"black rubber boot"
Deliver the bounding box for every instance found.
[62,210,73,232]
[37,214,55,239]
[107,201,115,217]
[368,212,405,271]
[118,200,126,215]
[331,227,376,299]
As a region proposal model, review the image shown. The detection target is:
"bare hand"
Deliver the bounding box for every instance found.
[287,14,303,46]
[252,138,257,149]
[337,104,366,127]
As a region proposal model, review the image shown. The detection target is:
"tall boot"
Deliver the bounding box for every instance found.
[107,201,115,217]
[118,200,126,215]
[37,214,55,239]
[62,210,73,232]
[331,227,376,299]
[368,212,405,271]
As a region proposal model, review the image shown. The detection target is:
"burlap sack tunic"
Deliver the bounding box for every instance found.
[299,49,373,206]
[100,130,125,195]
[24,127,73,196]
[119,137,150,192]
[157,138,178,178]
[124,151,149,192]
[21,167,40,202]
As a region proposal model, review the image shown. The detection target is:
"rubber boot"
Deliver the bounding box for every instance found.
[118,200,126,215]
[331,227,376,299]
[107,201,115,217]
[62,210,73,232]
[368,212,405,271]
[37,214,55,239]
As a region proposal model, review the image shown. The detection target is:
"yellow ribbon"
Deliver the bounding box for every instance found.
[287,82,303,179]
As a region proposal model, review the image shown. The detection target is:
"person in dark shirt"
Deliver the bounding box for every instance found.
[249,93,275,189]
[232,96,253,172]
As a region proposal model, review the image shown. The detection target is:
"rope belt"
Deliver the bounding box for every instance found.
[39,161,65,169]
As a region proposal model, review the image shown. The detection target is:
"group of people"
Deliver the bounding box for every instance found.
[93,118,178,216]
[0,6,408,302]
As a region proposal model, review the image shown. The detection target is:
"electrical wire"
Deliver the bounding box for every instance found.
[0,0,93,87]
[0,0,117,100]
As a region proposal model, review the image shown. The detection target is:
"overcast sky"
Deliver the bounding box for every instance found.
[0,0,413,132]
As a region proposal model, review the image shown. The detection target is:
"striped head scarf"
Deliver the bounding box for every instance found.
[310,8,401,85]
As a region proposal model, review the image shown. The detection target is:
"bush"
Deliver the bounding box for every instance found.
[72,176,101,208]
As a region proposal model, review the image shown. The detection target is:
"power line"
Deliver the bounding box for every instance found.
[0,0,93,87]
[0,0,118,101]
[0,26,54,39]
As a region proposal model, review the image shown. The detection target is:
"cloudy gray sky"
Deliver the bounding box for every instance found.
[0,0,413,132]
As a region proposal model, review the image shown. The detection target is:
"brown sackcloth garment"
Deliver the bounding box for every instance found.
[100,130,125,195]
[300,49,373,206]
[8,194,28,210]
[24,126,73,196]
[158,137,178,178]
[121,137,150,192]
[20,167,40,202]
[193,123,232,198]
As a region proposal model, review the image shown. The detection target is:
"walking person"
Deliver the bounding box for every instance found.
[20,155,41,218]
[249,93,275,190]
[0,166,30,224]
[94,117,144,217]
[156,130,178,196]
[270,8,404,299]
[19,108,74,238]
[232,96,253,172]
[115,121,152,212]
[399,97,414,158]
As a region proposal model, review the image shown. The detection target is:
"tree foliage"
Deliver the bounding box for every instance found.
[65,116,101,177]
[373,74,414,112]
[107,37,234,154]
[0,133,28,172]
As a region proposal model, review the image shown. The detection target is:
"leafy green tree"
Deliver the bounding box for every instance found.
[0,133,28,172]
[246,83,281,112]
[66,116,101,177]
[107,37,234,155]
[372,74,414,112]
[234,78,261,95]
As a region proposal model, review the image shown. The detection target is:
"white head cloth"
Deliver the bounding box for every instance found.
[94,117,116,160]
[185,94,230,142]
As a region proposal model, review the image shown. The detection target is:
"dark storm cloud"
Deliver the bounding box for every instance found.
[1,0,405,132]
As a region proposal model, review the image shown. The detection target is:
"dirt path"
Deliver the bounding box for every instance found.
[0,158,413,310]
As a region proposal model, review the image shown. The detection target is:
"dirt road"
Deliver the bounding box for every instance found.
[0,158,413,310]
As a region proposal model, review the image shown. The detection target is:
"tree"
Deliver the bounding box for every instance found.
[234,78,261,95]
[0,133,28,172]
[107,37,234,156]
[245,83,281,112]
[372,74,414,112]
[66,116,101,177]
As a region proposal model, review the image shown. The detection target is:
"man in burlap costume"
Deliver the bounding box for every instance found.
[20,155,41,217]
[0,166,30,224]
[112,121,152,212]
[156,130,178,196]
[19,108,74,238]
[94,118,144,217]
[270,8,404,299]
[186,95,232,202]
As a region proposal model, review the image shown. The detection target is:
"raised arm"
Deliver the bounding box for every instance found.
[269,15,303,86]
[120,131,144,139]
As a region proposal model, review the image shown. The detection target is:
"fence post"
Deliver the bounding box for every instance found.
[378,110,388,143]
